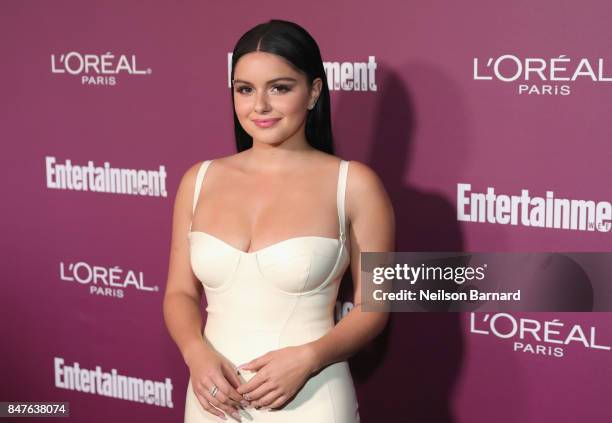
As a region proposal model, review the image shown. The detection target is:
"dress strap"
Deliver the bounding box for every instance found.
[189,160,212,230]
[336,160,349,243]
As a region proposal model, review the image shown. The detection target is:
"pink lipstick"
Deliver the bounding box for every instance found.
[252,118,281,128]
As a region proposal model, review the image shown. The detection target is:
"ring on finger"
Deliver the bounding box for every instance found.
[209,384,218,398]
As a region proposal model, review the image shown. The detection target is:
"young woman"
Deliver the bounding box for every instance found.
[163,19,394,422]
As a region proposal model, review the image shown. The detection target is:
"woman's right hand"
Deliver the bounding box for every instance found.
[185,342,250,421]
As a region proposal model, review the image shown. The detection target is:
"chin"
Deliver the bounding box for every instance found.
[249,128,287,142]
[254,137,286,147]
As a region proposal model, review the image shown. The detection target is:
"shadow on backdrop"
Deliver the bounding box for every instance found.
[335,62,466,423]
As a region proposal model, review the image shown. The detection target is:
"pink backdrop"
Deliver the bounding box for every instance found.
[2,1,611,422]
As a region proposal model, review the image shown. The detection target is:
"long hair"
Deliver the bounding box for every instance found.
[230,19,334,154]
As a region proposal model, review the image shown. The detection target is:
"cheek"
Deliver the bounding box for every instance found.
[273,96,308,118]
[233,97,251,117]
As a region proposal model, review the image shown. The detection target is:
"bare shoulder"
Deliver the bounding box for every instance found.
[178,160,208,194]
[176,161,199,191]
[212,152,243,165]
[208,152,249,173]
[184,160,205,179]
[182,152,242,182]
[345,160,386,195]
[309,150,350,171]
[344,160,393,221]
[310,154,384,192]
[176,155,231,204]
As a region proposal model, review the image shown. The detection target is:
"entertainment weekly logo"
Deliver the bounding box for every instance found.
[50,51,152,86]
[54,356,174,407]
[457,183,612,233]
[227,53,378,92]
[59,259,160,299]
[470,313,610,358]
[473,54,612,95]
[45,156,168,197]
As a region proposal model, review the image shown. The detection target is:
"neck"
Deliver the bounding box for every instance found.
[245,129,315,171]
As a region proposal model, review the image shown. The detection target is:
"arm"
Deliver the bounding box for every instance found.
[305,160,395,372]
[162,162,209,366]
[162,162,246,419]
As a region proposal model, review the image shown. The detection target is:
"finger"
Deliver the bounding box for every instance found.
[267,394,289,410]
[195,378,237,417]
[193,389,226,420]
[251,390,282,409]
[238,354,270,372]
[222,361,243,389]
[203,389,242,422]
[236,370,268,395]
[243,382,275,402]
[212,373,247,406]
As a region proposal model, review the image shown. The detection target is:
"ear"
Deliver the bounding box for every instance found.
[309,77,323,108]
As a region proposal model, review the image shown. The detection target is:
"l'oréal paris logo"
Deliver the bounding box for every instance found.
[473,54,612,96]
[59,259,159,299]
[50,52,152,86]
[470,313,611,358]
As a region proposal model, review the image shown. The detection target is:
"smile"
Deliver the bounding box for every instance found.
[252,118,281,128]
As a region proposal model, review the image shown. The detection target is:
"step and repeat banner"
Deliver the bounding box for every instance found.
[2,1,611,422]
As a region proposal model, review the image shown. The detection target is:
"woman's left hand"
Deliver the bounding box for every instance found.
[236,344,319,410]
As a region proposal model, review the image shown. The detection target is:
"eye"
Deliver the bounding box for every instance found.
[271,84,291,93]
[235,86,252,94]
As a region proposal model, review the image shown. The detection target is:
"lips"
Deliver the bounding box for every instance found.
[252,118,281,128]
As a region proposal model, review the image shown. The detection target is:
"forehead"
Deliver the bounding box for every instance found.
[233,51,304,83]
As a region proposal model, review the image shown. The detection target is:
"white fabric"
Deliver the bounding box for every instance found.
[184,159,359,422]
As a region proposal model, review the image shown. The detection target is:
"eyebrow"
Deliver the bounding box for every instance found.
[232,77,298,85]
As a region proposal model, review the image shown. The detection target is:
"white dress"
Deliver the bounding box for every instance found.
[184,159,360,422]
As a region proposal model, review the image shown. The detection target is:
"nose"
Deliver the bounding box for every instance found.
[254,90,271,114]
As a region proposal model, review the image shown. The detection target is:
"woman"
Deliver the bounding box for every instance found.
[163,19,394,422]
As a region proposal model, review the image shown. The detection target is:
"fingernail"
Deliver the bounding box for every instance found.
[231,411,241,421]
[240,400,249,407]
